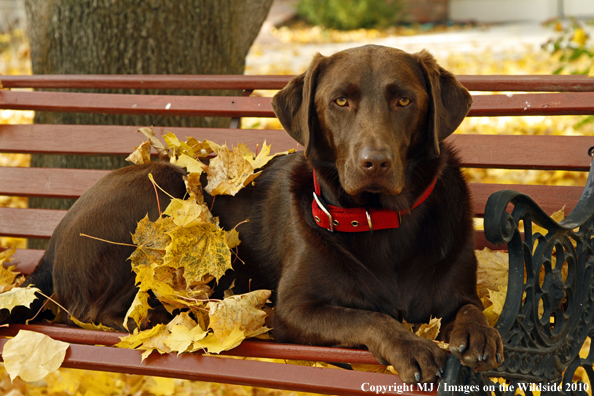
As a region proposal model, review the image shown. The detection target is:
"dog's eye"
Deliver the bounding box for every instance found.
[398,98,411,107]
[335,97,348,107]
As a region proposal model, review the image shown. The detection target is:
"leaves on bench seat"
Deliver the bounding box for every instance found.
[117,130,282,358]
[3,330,69,383]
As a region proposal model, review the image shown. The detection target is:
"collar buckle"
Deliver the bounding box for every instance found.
[313,192,334,232]
[365,209,373,233]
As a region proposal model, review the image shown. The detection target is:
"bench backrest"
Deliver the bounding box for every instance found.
[1,74,594,275]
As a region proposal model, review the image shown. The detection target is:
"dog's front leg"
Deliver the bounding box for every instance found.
[273,300,448,384]
[448,303,504,371]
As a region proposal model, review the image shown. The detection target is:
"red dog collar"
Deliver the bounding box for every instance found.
[311,172,437,233]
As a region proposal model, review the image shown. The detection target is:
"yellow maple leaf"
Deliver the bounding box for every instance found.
[70,316,116,332]
[138,325,173,360]
[175,154,206,175]
[133,265,196,312]
[3,330,69,382]
[204,139,221,153]
[0,246,15,266]
[207,289,272,340]
[128,215,175,268]
[122,290,150,331]
[165,323,208,354]
[126,141,152,165]
[205,144,262,196]
[163,132,187,155]
[165,133,213,159]
[192,327,246,354]
[163,224,233,284]
[239,140,295,170]
[0,249,21,293]
[162,197,213,228]
[0,261,20,293]
[115,324,167,350]
[0,286,40,313]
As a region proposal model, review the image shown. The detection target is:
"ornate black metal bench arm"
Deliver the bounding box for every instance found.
[438,158,594,395]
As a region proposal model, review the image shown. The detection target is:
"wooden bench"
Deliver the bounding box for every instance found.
[0,74,594,395]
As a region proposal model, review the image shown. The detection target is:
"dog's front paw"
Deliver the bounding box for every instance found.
[377,335,448,384]
[449,322,503,371]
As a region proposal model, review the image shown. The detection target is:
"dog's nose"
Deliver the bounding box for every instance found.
[358,147,392,175]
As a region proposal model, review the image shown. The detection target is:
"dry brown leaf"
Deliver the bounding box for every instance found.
[205,144,262,196]
[126,141,152,165]
[414,317,441,341]
[137,127,170,161]
[475,248,509,300]
[207,289,272,340]
[482,286,508,327]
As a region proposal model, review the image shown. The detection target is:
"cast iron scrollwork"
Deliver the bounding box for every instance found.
[441,158,594,394]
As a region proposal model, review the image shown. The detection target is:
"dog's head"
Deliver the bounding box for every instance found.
[271,45,472,197]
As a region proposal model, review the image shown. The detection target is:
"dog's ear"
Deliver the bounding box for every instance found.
[271,53,325,157]
[415,50,472,158]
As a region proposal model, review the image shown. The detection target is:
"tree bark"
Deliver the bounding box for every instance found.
[24,0,273,248]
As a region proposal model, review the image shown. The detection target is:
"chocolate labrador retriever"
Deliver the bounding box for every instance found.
[17,45,503,383]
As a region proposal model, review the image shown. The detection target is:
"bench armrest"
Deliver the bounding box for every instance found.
[460,157,594,390]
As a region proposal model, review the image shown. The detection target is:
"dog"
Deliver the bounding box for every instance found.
[17,45,502,384]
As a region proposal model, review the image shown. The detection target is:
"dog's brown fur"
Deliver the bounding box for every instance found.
[18,45,502,383]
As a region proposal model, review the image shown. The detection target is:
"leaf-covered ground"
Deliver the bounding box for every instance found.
[0,22,593,395]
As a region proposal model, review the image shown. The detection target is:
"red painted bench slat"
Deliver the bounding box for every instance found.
[0,167,582,216]
[0,125,299,156]
[0,338,423,396]
[2,125,592,171]
[0,167,110,198]
[3,90,594,118]
[2,74,594,92]
[0,207,66,239]
[0,90,273,118]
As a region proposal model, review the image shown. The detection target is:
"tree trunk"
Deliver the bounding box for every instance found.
[24,0,273,248]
